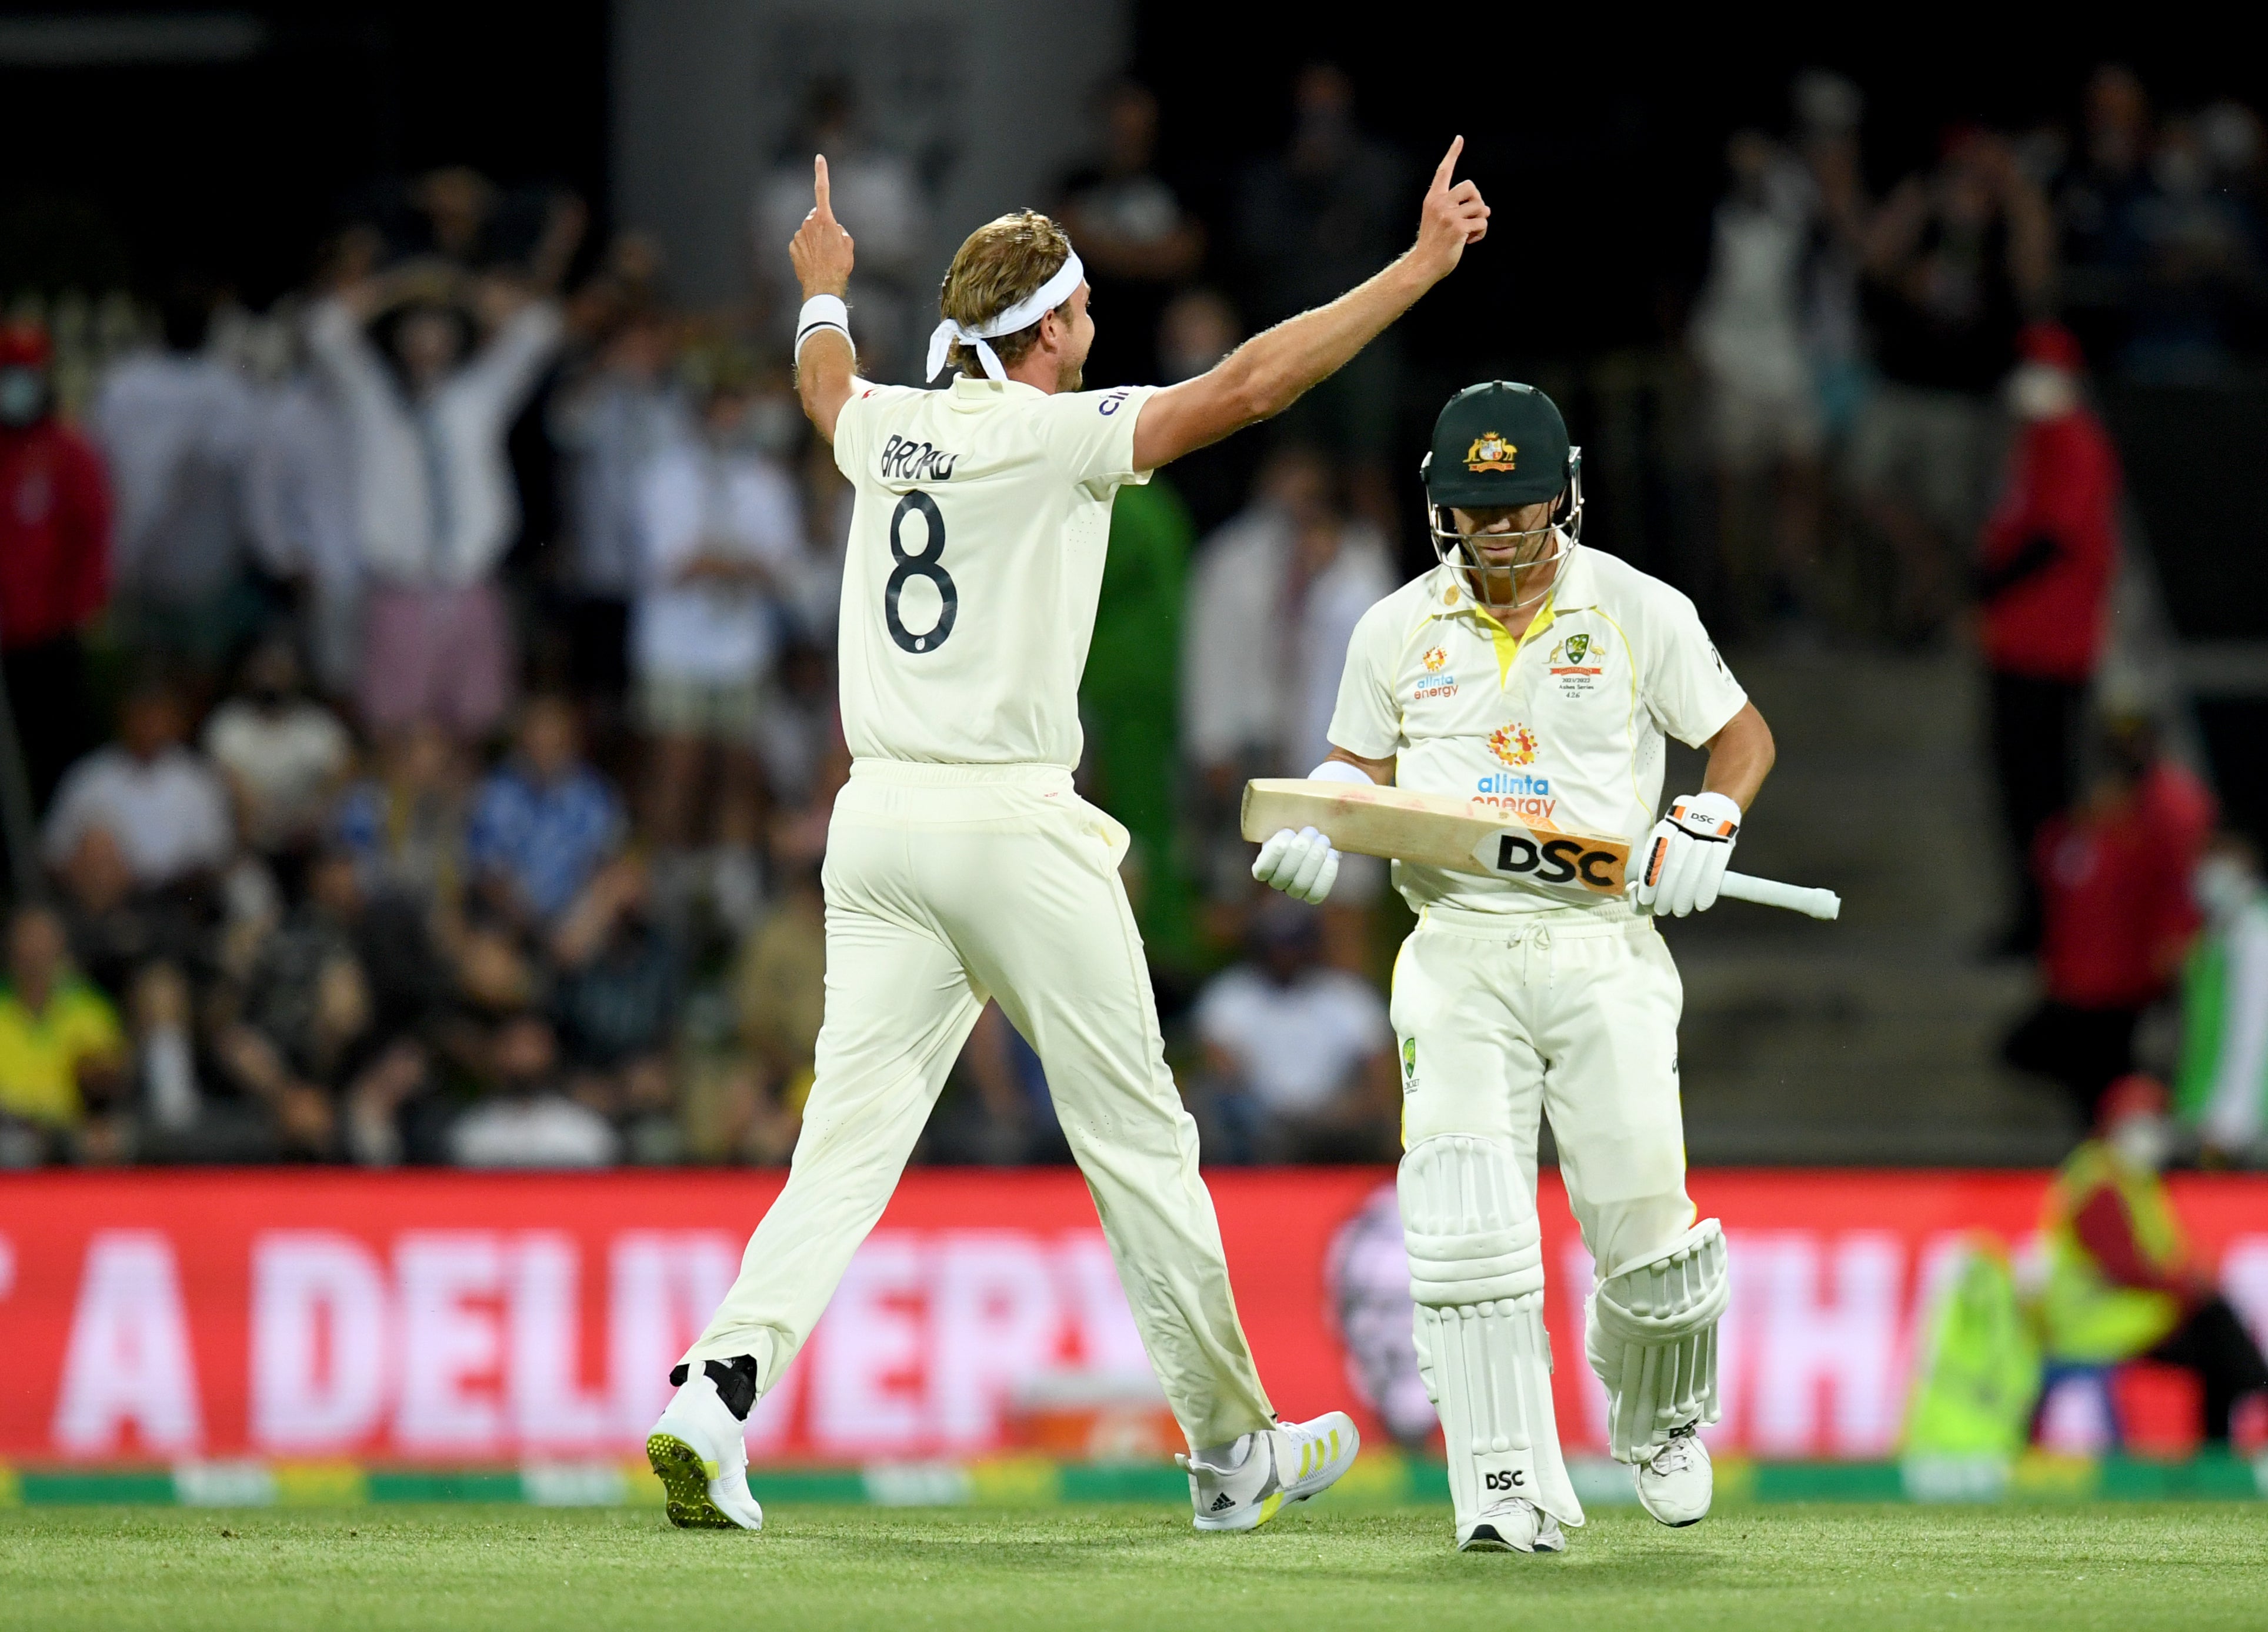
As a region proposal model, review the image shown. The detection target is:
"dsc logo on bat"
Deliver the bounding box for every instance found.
[1477,831,1627,892]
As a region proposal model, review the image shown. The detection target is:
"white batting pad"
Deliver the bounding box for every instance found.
[1585,1218,1731,1464]
[1400,1135,1583,1529]
[1399,1133,1545,1307]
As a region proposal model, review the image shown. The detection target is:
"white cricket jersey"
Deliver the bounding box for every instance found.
[829,375,1157,767]
[1328,547,1747,917]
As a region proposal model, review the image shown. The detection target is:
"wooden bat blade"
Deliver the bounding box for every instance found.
[1241,778,1629,897]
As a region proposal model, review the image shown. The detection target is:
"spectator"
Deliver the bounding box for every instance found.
[2056,64,2156,341]
[1689,129,1824,634]
[89,280,261,674]
[1975,322,2121,954]
[1791,69,1874,445]
[548,855,682,1160]
[1855,129,2053,641]
[686,850,825,1165]
[1183,447,1392,941]
[447,1010,619,1167]
[211,844,441,1163]
[43,678,233,892]
[0,903,127,1165]
[1058,80,1206,388]
[548,309,685,705]
[466,692,625,928]
[1151,289,1255,536]
[2038,1075,2268,1445]
[632,347,803,927]
[2003,716,2216,1121]
[1080,470,1198,964]
[1235,64,1405,533]
[2174,837,2268,1164]
[333,719,467,918]
[1192,901,1395,1162]
[753,77,926,378]
[244,236,372,699]
[0,321,111,813]
[2123,114,2263,382]
[307,265,567,740]
[202,638,353,860]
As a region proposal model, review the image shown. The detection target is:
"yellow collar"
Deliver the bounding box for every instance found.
[1472,597,1556,690]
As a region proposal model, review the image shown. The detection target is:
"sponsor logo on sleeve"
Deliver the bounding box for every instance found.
[1098,388,1132,417]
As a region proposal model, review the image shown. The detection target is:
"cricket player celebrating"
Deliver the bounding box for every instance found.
[1252,381,1776,1552]
[645,144,1492,1532]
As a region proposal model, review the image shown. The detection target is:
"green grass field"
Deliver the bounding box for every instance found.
[4,1502,2265,1632]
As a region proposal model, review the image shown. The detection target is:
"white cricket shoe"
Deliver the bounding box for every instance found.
[646,1363,764,1531]
[1179,1411,1360,1531]
[1635,1423,1712,1527]
[1457,1498,1566,1554]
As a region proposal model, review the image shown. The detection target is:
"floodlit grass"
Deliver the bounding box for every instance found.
[2,1501,2263,1631]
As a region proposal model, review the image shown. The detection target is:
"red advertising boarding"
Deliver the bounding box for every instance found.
[1,1169,2264,1466]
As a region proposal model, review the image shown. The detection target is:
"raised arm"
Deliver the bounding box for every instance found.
[790,155,859,445]
[1131,136,1489,472]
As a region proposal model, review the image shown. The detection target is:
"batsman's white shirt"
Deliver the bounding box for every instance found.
[1328,548,1745,1420]
[681,374,1279,1450]
[831,374,1156,767]
[1328,547,1749,917]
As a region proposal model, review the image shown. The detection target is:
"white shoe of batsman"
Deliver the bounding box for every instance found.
[1179,1411,1360,1531]
[1458,1497,1567,1554]
[1635,1424,1712,1527]
[646,1366,765,1531]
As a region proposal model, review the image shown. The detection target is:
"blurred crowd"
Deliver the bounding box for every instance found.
[3,61,2266,1170]
[0,75,1409,1171]
[1686,65,2268,1165]
[1690,64,2268,645]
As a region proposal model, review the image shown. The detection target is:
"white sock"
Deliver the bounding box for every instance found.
[1195,1434,1252,1470]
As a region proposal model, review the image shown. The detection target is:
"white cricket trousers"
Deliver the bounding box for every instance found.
[1392,904,1697,1278]
[683,760,1278,1449]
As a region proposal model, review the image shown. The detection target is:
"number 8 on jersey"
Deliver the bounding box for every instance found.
[884,490,956,654]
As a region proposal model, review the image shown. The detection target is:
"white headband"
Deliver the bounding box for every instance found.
[925,250,1085,383]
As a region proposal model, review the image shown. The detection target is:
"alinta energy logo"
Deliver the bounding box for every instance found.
[1477,722,1554,824]
[1414,644,1457,702]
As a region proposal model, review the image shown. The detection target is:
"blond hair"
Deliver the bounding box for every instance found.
[938,209,1073,377]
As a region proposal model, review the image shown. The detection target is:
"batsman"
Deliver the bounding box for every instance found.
[1252,382,1776,1552]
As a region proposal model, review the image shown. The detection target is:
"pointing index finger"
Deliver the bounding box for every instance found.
[1430,135,1465,194]
[813,154,833,221]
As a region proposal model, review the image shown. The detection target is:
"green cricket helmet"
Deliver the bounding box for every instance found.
[1419,381,1583,609]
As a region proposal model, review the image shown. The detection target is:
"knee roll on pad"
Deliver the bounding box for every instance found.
[1398,1134,1543,1308]
[1399,1135,1581,1528]
[1585,1218,1730,1463]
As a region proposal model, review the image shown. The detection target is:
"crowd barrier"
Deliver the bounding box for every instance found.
[2,1168,2265,1467]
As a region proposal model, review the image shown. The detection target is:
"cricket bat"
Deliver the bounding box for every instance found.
[1240,778,1840,921]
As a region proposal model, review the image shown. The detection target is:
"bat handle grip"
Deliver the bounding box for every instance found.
[1718,871,1841,921]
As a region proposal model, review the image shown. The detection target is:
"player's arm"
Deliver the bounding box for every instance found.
[1254,602,1405,902]
[1321,747,1396,785]
[1641,701,1776,918]
[1130,136,1489,471]
[1699,702,1775,812]
[789,155,859,445]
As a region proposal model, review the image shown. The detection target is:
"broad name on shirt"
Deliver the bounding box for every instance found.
[878,434,959,482]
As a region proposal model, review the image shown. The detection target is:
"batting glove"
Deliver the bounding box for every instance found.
[1636,791,1742,917]
[1253,826,1340,904]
